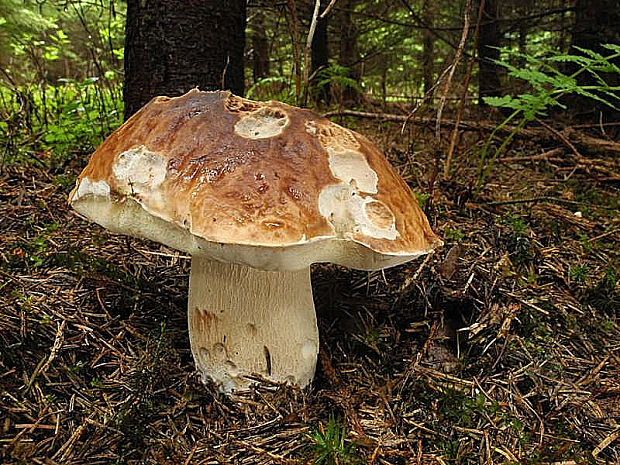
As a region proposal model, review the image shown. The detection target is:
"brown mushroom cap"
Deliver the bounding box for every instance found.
[70,90,441,271]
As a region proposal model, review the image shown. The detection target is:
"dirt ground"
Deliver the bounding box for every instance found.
[1,115,619,464]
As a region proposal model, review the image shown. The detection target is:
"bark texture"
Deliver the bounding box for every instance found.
[571,0,620,119]
[252,11,270,83]
[311,14,330,103]
[123,0,246,119]
[477,0,502,104]
[338,0,361,102]
[422,0,435,95]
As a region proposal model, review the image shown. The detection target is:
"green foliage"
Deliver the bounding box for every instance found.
[8,221,60,270]
[602,267,618,290]
[501,213,529,237]
[0,0,124,170]
[310,64,363,106]
[246,64,361,106]
[413,191,431,209]
[499,213,536,268]
[0,0,124,84]
[476,45,620,191]
[569,264,589,283]
[444,227,464,242]
[1,80,122,168]
[582,265,619,315]
[306,416,358,465]
[246,76,294,102]
[314,64,361,94]
[437,389,488,427]
[485,44,620,117]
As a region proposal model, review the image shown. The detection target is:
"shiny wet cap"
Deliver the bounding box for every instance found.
[69,89,441,271]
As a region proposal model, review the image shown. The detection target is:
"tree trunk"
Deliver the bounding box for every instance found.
[123,0,246,120]
[311,13,330,104]
[422,0,435,96]
[252,11,270,83]
[518,22,527,67]
[571,0,620,119]
[338,0,361,103]
[477,0,502,105]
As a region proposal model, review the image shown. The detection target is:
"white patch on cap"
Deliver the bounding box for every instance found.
[327,148,379,194]
[234,107,289,139]
[72,178,110,202]
[113,145,166,195]
[318,185,398,240]
[304,120,317,135]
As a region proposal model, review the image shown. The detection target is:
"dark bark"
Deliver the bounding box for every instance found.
[252,11,270,83]
[477,0,502,105]
[571,0,620,119]
[572,0,620,54]
[311,13,330,103]
[338,0,361,103]
[123,0,246,120]
[286,0,302,103]
[422,0,435,95]
[518,22,527,67]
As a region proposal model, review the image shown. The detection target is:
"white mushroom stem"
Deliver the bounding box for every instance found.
[188,257,319,393]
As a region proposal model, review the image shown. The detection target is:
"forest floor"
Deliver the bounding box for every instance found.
[1,109,619,464]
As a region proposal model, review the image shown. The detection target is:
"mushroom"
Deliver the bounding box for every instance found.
[69,90,442,393]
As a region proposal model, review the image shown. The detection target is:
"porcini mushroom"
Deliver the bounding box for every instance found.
[69,90,441,393]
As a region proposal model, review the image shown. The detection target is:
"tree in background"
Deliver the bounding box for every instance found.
[571,0,620,60]
[571,0,620,119]
[123,0,246,119]
[477,0,502,104]
[3,0,614,127]
[251,10,270,83]
[422,0,435,96]
[311,7,330,104]
[338,0,362,102]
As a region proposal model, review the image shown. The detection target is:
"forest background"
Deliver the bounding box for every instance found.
[0,1,619,464]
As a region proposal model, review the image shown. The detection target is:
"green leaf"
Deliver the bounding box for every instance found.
[601,43,620,54]
[573,87,617,109]
[483,95,516,108]
[573,46,606,61]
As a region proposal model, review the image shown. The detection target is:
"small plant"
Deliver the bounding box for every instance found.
[476,44,620,191]
[518,272,539,287]
[569,264,589,283]
[602,267,618,289]
[601,320,614,332]
[576,232,593,253]
[501,213,529,237]
[582,266,619,314]
[306,416,358,465]
[413,191,431,209]
[444,227,464,242]
[314,64,361,96]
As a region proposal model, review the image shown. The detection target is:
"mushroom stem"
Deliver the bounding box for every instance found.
[188,257,319,393]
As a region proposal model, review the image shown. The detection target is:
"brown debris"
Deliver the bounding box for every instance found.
[1,115,619,464]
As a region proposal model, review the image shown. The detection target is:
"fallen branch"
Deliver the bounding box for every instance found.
[564,128,620,155]
[323,109,540,135]
[499,148,565,163]
[537,118,581,157]
[323,110,620,156]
